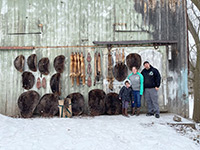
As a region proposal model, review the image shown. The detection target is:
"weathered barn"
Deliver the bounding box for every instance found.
[0,0,189,117]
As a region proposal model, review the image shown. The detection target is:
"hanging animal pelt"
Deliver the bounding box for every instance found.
[113,63,128,81]
[50,73,61,96]
[88,89,106,116]
[122,49,125,64]
[27,54,37,72]
[115,49,119,65]
[36,77,41,89]
[96,53,101,81]
[126,53,142,70]
[87,52,92,62]
[118,49,122,63]
[87,76,92,87]
[22,71,35,90]
[14,55,25,72]
[94,52,101,85]
[66,92,85,116]
[106,49,114,90]
[18,90,40,118]
[80,52,86,85]
[69,52,75,86]
[35,93,59,117]
[73,53,79,86]
[38,57,50,75]
[87,63,92,75]
[87,63,92,87]
[53,55,65,73]
[105,93,122,115]
[42,77,46,89]
[87,52,92,87]
[76,53,81,86]
[74,53,77,78]
[113,48,128,81]
[94,52,97,86]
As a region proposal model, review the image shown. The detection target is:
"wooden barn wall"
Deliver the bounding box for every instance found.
[0,0,188,117]
[0,50,33,115]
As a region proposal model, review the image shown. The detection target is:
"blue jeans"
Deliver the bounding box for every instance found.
[132,91,141,108]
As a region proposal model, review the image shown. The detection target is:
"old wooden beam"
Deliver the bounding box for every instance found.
[93,40,178,46]
[0,46,34,50]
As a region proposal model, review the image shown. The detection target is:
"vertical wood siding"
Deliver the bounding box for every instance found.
[0,0,188,117]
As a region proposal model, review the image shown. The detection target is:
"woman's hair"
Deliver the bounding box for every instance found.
[132,66,138,70]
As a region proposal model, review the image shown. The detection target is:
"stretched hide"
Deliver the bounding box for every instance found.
[27,54,37,72]
[96,53,101,81]
[14,55,25,72]
[88,89,106,116]
[80,52,86,85]
[36,93,59,117]
[87,52,91,62]
[50,73,61,96]
[22,71,35,90]
[69,52,75,86]
[113,64,128,81]
[126,53,141,70]
[18,90,40,118]
[53,55,65,73]
[38,57,50,75]
[107,50,114,90]
[105,93,122,115]
[67,93,85,116]
[42,77,46,89]
[87,76,92,87]
[36,77,41,89]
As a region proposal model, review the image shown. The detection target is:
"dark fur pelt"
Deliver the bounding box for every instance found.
[88,89,106,116]
[27,54,37,72]
[105,93,122,115]
[50,73,61,96]
[14,55,25,72]
[35,93,58,117]
[18,90,40,118]
[38,57,50,75]
[22,71,35,90]
[66,93,85,116]
[113,63,128,81]
[126,53,141,70]
[53,55,65,73]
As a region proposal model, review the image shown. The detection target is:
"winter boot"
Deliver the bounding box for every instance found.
[131,107,136,116]
[122,108,125,116]
[136,108,140,116]
[124,109,129,117]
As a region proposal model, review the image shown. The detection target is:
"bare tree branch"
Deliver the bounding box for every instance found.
[188,17,200,54]
[189,57,195,72]
[191,0,200,11]
[191,4,200,32]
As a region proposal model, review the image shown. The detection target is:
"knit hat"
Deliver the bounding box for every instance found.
[143,61,149,65]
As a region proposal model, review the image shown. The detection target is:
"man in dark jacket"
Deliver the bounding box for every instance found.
[141,61,161,118]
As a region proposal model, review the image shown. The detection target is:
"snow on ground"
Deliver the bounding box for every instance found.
[0,113,199,150]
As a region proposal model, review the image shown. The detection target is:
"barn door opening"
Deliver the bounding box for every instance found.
[139,46,168,112]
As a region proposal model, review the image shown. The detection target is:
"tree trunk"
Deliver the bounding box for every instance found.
[188,15,200,122]
[193,58,200,122]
